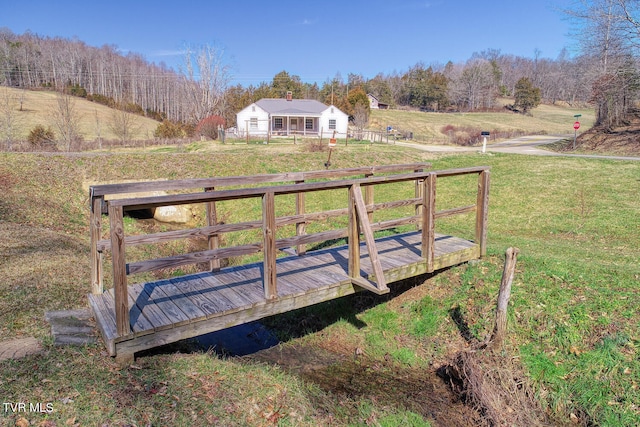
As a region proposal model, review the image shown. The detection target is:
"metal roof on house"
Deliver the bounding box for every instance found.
[255,98,331,116]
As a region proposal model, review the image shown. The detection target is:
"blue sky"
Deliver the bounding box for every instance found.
[4,0,573,86]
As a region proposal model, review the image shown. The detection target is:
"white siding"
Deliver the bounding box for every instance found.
[319,105,349,138]
[236,104,269,135]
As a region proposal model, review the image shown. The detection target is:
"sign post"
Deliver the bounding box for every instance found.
[573,114,582,150]
[481,131,490,153]
[325,131,337,169]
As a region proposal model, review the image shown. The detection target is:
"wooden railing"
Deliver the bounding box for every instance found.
[90,164,490,338]
[90,164,431,294]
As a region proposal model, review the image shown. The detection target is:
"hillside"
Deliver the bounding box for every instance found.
[370,100,595,143]
[1,86,160,143]
[571,109,640,155]
[1,86,602,150]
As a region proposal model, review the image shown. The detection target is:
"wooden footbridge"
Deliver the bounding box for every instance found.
[88,163,490,363]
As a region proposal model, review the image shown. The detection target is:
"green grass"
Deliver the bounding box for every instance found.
[370,100,596,142]
[1,143,639,425]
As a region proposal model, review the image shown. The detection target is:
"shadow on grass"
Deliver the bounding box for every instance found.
[138,271,443,360]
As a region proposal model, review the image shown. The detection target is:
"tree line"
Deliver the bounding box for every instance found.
[2,0,640,140]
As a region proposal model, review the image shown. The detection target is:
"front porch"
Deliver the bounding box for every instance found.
[270,115,320,136]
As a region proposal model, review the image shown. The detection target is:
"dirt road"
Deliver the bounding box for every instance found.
[395,135,640,161]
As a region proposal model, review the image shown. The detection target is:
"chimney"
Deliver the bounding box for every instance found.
[286,91,292,101]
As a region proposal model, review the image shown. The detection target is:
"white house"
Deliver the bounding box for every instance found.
[236,95,349,138]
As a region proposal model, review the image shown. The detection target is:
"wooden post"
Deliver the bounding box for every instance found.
[90,195,104,294]
[422,173,436,272]
[295,180,306,255]
[205,187,220,271]
[414,167,425,230]
[487,247,519,350]
[364,173,374,223]
[476,169,490,257]
[352,184,388,292]
[262,191,277,299]
[109,204,130,338]
[348,184,360,278]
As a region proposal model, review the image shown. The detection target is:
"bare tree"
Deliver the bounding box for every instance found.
[0,88,22,150]
[108,108,140,145]
[565,0,640,125]
[181,44,231,124]
[50,92,82,151]
[352,102,369,140]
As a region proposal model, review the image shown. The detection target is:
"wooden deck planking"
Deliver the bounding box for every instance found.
[92,231,478,356]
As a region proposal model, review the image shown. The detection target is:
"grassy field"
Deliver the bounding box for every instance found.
[0,139,638,426]
[370,100,595,142]
[1,87,160,143]
[2,86,597,149]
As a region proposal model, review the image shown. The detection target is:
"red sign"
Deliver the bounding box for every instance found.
[573,121,580,130]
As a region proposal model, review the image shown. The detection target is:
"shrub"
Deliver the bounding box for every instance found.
[66,83,87,98]
[155,120,188,139]
[123,102,145,116]
[195,115,225,140]
[87,93,116,108]
[28,125,56,146]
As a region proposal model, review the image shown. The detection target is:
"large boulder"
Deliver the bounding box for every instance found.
[102,189,194,224]
[153,204,194,224]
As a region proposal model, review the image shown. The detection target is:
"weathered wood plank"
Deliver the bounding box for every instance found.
[161,278,209,321]
[348,185,360,278]
[476,169,490,256]
[295,180,306,256]
[126,283,173,332]
[108,204,129,337]
[190,273,241,314]
[352,184,388,291]
[127,292,155,335]
[435,205,476,219]
[262,191,277,299]
[90,196,103,294]
[422,174,436,272]
[126,243,262,275]
[90,163,431,197]
[88,293,117,343]
[136,280,192,328]
[97,220,263,252]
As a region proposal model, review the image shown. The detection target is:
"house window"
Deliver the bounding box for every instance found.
[274,117,283,129]
[250,117,258,129]
[252,106,256,112]
[305,118,313,130]
[329,119,336,130]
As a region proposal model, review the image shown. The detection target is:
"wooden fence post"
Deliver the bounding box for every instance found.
[487,247,519,349]
[414,167,425,230]
[109,204,130,337]
[205,187,221,271]
[90,194,104,294]
[295,180,306,255]
[422,173,436,272]
[476,169,490,257]
[348,184,360,278]
[262,191,277,299]
[364,173,374,223]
